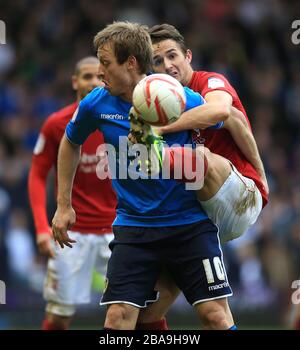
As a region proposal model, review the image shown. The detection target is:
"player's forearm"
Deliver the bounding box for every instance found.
[225,114,267,180]
[28,167,50,234]
[160,102,230,134]
[57,135,80,208]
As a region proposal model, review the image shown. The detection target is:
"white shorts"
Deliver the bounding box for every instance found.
[44,231,113,314]
[200,164,262,244]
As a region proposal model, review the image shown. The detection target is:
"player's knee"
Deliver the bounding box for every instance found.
[201,308,233,330]
[202,309,230,329]
[46,301,76,317]
[196,301,233,330]
[105,304,134,329]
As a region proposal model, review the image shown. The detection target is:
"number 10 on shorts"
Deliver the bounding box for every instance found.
[202,257,226,283]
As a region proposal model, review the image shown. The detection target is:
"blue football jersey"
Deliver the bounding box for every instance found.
[66,86,210,227]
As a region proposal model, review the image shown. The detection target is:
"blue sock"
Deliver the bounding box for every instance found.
[228,325,237,330]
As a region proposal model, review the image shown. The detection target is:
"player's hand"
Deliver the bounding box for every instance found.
[51,207,77,249]
[152,126,164,136]
[128,107,147,143]
[37,231,55,258]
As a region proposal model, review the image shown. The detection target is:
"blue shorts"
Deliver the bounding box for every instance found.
[100,220,232,307]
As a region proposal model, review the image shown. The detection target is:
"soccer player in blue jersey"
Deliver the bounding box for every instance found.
[51,22,237,330]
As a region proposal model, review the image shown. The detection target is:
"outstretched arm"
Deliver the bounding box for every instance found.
[51,134,80,248]
[158,90,231,134]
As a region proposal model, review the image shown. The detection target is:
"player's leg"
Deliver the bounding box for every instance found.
[199,160,263,243]
[100,228,162,330]
[104,304,140,330]
[164,220,236,330]
[136,268,180,330]
[164,145,262,242]
[43,232,99,330]
[95,233,146,329]
[195,147,231,200]
[194,298,235,330]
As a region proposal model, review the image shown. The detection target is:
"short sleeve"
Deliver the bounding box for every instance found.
[200,73,237,101]
[66,97,97,145]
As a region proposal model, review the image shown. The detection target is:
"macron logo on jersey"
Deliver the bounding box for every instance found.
[99,113,125,120]
[208,77,225,89]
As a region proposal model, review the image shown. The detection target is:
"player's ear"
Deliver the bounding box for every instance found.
[186,49,192,64]
[127,55,137,71]
[72,75,78,91]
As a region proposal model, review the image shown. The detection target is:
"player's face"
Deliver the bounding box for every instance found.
[73,64,104,99]
[152,39,193,86]
[97,44,133,99]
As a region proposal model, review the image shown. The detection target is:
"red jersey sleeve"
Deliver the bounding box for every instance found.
[200,72,238,101]
[28,115,60,235]
[196,71,251,129]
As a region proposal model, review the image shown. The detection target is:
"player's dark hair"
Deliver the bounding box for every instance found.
[94,21,153,74]
[74,56,99,76]
[148,24,187,54]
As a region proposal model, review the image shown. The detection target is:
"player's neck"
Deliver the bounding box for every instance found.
[184,67,194,86]
[120,74,146,103]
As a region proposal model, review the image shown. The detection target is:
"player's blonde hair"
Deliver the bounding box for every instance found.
[94,21,153,74]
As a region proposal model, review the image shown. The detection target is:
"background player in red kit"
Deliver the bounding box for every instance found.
[28,56,117,330]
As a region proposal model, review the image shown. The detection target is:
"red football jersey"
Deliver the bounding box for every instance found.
[188,71,268,207]
[28,102,117,235]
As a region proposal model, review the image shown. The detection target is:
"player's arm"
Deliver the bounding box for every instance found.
[158,90,231,134]
[28,122,58,258]
[51,95,98,248]
[51,135,79,248]
[224,107,269,194]
[206,90,268,193]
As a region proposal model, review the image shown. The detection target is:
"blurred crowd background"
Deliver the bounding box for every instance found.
[0,0,300,329]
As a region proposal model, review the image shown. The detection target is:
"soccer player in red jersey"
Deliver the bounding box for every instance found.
[148,24,269,238]
[28,57,117,330]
